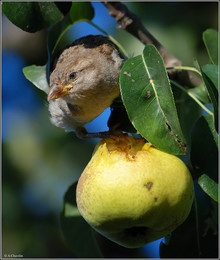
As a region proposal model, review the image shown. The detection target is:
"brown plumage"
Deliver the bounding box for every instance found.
[47,35,124,137]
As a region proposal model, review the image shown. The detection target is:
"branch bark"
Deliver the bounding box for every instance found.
[103,2,201,88]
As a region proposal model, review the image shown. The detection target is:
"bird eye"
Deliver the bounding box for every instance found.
[69,72,76,79]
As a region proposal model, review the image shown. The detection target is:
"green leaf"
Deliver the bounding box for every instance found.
[47,15,73,57]
[48,2,94,56]
[23,2,95,94]
[160,183,218,257]
[38,3,63,25]
[60,182,103,257]
[120,44,186,155]
[54,2,72,16]
[174,90,202,154]
[191,115,218,182]
[200,64,218,131]
[69,2,94,21]
[187,84,210,104]
[198,174,218,202]
[160,200,198,257]
[23,65,49,94]
[2,2,63,33]
[202,64,218,91]
[203,29,218,65]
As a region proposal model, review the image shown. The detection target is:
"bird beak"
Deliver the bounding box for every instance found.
[47,84,73,101]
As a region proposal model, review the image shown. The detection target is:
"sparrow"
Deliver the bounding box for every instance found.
[47,35,124,138]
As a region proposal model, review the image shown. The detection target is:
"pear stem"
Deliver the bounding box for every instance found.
[170,80,213,116]
[166,66,202,76]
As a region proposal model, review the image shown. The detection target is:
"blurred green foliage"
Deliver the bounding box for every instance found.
[2,1,218,258]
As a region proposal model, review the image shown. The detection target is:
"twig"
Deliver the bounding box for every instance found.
[102,2,201,88]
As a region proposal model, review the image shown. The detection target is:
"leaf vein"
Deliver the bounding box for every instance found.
[141,54,167,123]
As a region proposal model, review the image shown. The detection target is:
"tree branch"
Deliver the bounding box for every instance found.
[103,2,201,88]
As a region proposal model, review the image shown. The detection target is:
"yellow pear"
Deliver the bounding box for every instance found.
[76,135,194,248]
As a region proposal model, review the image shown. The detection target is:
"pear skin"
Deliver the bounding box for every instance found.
[76,135,194,248]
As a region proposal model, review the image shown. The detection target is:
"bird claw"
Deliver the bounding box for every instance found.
[75,126,121,139]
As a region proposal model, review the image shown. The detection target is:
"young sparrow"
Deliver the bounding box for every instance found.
[47,35,124,138]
